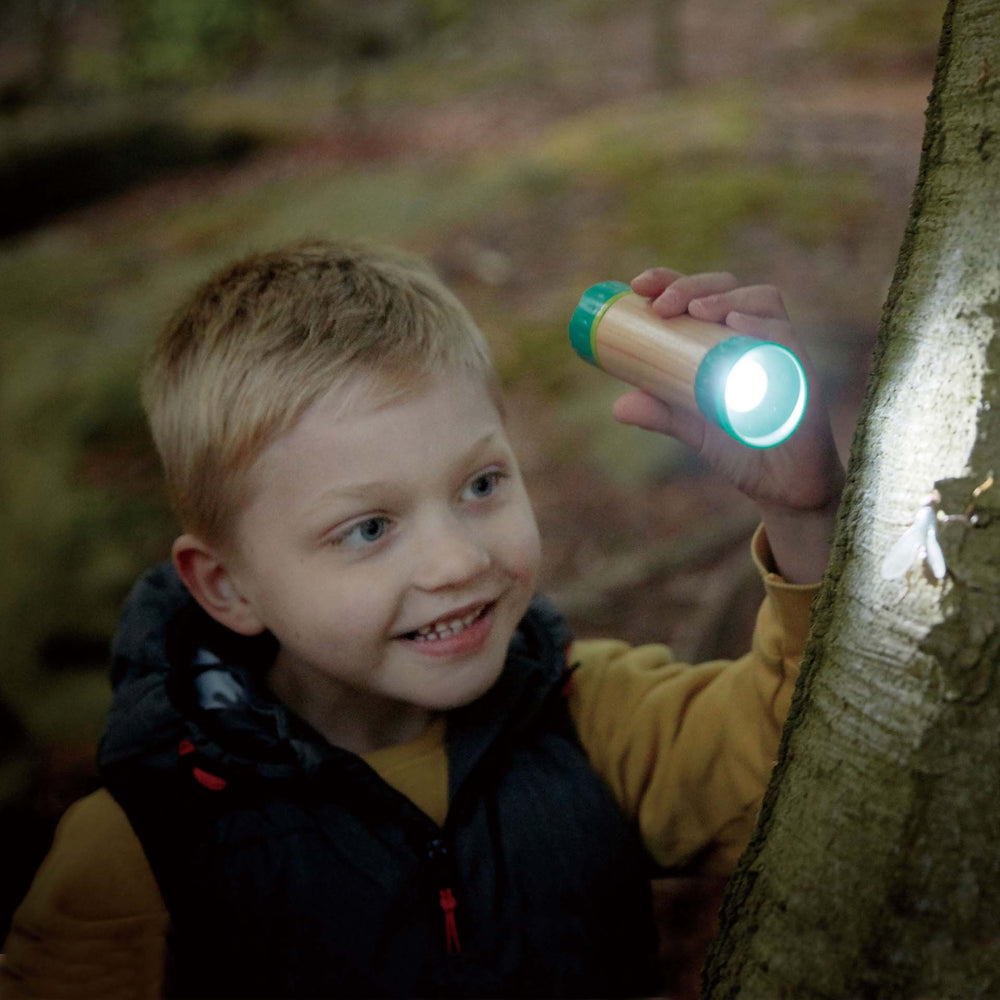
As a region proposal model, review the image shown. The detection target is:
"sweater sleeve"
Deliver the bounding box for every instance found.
[0,789,168,1000]
[565,525,818,876]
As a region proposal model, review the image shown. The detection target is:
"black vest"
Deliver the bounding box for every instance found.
[100,565,660,998]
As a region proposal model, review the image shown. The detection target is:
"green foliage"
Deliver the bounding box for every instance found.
[533,89,758,179]
[417,0,475,31]
[827,0,944,57]
[526,89,876,274]
[626,163,877,273]
[114,0,285,86]
[496,319,576,393]
[0,234,175,735]
[776,0,945,63]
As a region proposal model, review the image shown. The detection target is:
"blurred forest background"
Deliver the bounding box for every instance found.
[0,0,946,991]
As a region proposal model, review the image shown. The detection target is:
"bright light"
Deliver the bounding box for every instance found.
[725,357,769,413]
[694,337,808,448]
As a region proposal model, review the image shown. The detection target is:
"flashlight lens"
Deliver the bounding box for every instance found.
[724,357,769,413]
[695,337,808,448]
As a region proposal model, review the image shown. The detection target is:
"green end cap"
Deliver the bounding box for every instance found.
[568,281,631,366]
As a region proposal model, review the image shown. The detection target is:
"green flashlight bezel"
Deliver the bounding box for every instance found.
[694,336,808,449]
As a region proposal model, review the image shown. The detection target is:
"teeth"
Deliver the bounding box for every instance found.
[413,607,484,641]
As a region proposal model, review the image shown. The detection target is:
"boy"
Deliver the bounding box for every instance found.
[1,241,843,998]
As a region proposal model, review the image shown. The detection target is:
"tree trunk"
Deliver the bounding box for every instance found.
[703,0,1000,997]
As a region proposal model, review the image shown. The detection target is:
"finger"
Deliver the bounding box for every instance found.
[650,272,740,317]
[688,284,789,323]
[724,311,799,351]
[630,267,686,298]
[611,391,673,434]
[611,391,706,452]
[724,311,822,403]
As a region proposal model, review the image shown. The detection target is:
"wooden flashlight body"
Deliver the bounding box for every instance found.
[587,291,730,414]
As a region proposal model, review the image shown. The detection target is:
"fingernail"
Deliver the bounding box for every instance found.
[726,311,754,329]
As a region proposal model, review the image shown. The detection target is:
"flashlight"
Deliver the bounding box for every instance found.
[569,281,808,449]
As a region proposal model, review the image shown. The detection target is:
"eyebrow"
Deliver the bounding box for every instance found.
[303,431,506,523]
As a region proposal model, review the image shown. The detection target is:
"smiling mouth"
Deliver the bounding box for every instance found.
[403,603,492,643]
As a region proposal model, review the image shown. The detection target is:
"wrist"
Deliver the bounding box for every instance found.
[759,498,841,585]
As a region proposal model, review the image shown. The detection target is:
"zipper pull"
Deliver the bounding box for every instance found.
[439,887,461,955]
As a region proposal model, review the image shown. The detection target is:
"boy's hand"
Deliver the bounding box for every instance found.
[613,267,845,583]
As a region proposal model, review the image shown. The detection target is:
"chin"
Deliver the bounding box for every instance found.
[433,658,507,712]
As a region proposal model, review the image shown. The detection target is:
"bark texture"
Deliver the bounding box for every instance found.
[703,0,1000,996]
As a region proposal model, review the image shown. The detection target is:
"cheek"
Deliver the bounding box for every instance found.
[319,583,397,639]
[504,504,542,586]
[263,570,388,646]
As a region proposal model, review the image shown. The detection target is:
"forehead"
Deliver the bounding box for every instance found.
[243,371,508,508]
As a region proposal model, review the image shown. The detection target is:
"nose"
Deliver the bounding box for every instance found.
[412,511,492,591]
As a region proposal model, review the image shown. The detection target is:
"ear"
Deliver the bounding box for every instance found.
[171,534,266,636]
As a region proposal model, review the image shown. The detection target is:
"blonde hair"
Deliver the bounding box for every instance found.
[142,239,497,546]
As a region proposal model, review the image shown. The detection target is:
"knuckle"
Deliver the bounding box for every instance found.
[652,266,684,282]
[755,283,783,302]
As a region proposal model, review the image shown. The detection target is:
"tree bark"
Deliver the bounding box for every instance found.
[703,0,1000,997]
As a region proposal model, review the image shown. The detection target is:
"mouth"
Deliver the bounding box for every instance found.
[400,602,494,643]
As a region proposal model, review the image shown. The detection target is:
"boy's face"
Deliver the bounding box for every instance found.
[224,371,542,739]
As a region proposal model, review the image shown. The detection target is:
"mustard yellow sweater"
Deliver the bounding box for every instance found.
[0,529,816,999]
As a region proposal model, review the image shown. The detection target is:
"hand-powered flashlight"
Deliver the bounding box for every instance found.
[569,281,808,449]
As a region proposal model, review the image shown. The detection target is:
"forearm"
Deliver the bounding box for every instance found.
[567,536,818,872]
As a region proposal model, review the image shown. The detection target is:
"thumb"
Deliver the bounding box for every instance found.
[611,390,706,451]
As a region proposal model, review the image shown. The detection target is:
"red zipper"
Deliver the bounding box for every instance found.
[439,887,461,955]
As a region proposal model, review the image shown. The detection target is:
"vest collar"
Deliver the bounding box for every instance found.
[100,561,572,805]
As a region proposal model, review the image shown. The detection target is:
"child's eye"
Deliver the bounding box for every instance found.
[334,516,391,549]
[462,469,504,502]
